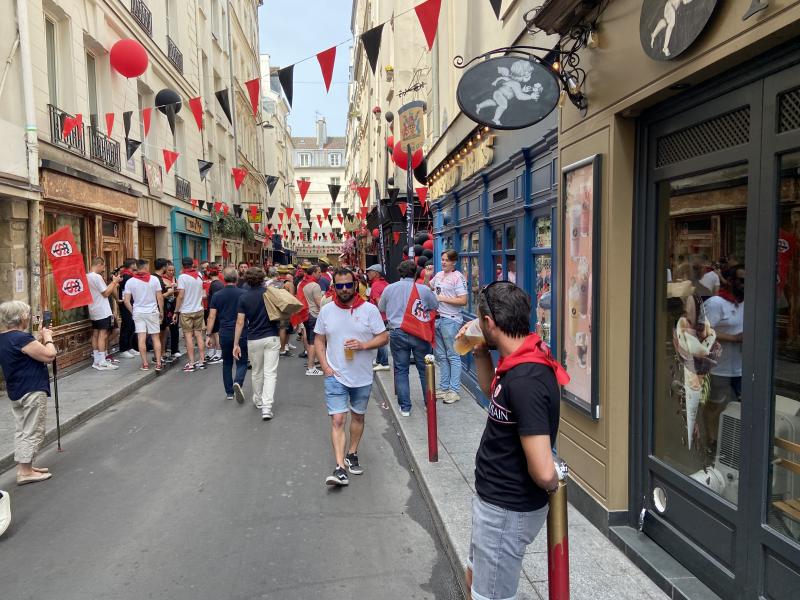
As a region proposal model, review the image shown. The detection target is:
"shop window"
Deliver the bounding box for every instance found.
[654,164,749,506]
[460,230,482,313]
[533,216,552,345]
[43,212,88,327]
[45,18,58,105]
[102,220,119,238]
[492,223,517,283]
[492,228,502,251]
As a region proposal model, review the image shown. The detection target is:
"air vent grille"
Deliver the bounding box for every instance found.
[718,412,742,471]
[778,87,800,133]
[656,107,750,168]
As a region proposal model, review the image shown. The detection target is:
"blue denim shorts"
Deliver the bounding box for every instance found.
[324,376,372,415]
[468,495,548,600]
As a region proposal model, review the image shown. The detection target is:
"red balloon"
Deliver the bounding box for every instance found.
[110,39,148,78]
[393,142,424,169]
[422,239,434,250]
[372,228,380,238]
[386,135,394,149]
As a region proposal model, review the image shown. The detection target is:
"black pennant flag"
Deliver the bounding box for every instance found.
[198,200,205,211]
[165,103,177,137]
[266,175,279,195]
[198,159,213,182]
[388,187,400,203]
[328,184,341,204]
[341,207,350,219]
[277,65,294,108]
[125,138,141,161]
[304,208,312,222]
[123,111,133,139]
[215,88,233,124]
[327,215,333,225]
[266,207,275,221]
[360,24,384,75]
[489,0,502,19]
[234,205,243,218]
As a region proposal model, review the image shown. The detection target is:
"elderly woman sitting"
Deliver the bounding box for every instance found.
[0,301,56,485]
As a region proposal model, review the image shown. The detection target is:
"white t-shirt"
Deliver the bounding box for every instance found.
[86,272,113,321]
[430,270,468,320]
[703,296,743,377]
[124,277,162,315]
[177,273,205,313]
[315,301,386,388]
[698,270,720,294]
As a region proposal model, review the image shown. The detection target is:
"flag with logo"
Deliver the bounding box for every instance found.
[42,226,92,310]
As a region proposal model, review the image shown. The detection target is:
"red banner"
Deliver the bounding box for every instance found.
[43,226,81,265]
[51,261,93,310]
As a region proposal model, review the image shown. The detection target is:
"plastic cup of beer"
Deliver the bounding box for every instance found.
[454,318,485,355]
[344,344,355,360]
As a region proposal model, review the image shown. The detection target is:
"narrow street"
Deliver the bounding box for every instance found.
[0,356,463,600]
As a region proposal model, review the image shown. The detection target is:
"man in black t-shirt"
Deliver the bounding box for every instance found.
[206,267,248,402]
[459,282,569,600]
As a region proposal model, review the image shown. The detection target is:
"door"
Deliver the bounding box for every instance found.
[138,225,156,270]
[635,54,800,598]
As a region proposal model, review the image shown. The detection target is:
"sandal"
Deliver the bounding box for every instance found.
[140,364,150,371]
[32,466,49,473]
[155,363,163,373]
[17,471,52,485]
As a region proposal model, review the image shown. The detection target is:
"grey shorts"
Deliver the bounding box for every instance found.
[708,374,741,404]
[468,495,548,600]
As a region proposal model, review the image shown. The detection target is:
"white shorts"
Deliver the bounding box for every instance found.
[133,311,161,334]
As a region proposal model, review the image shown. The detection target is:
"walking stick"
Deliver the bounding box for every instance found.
[42,311,62,452]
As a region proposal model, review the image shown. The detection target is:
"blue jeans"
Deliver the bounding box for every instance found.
[220,330,249,396]
[376,344,389,366]
[435,317,462,392]
[389,329,432,412]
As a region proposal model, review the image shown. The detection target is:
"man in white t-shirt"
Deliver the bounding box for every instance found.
[123,258,164,372]
[86,257,121,371]
[314,268,388,487]
[173,256,207,372]
[698,262,721,296]
[430,250,469,404]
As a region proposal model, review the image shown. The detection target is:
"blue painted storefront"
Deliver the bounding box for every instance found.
[170,207,211,267]
[430,123,558,406]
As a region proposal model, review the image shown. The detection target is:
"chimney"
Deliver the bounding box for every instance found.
[316,117,327,147]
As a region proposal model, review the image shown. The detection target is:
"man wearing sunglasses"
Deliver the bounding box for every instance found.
[314,268,388,486]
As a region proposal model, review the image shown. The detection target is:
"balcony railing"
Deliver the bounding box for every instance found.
[88,127,121,172]
[175,175,191,201]
[167,36,183,74]
[48,104,85,155]
[130,0,153,37]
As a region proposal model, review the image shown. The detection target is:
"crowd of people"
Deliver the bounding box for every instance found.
[0,249,568,600]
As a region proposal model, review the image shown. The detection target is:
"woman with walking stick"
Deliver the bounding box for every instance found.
[0,301,56,485]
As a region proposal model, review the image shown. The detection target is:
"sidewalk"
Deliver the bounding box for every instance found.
[0,353,179,474]
[372,364,669,600]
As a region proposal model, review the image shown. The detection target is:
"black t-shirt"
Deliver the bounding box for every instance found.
[474,363,560,512]
[211,285,246,335]
[237,288,279,340]
[0,330,51,401]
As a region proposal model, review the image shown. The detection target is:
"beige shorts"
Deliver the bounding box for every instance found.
[12,391,48,463]
[180,310,205,332]
[133,311,161,334]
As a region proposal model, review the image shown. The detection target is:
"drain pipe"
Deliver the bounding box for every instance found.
[16,0,41,311]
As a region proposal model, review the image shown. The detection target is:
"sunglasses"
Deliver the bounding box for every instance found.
[480,280,515,321]
[335,282,355,290]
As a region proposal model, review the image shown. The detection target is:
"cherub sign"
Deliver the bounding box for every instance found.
[457,57,559,130]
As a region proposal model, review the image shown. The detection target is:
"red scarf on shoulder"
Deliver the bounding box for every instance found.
[132,272,151,283]
[182,268,200,279]
[120,268,134,277]
[717,289,741,306]
[491,333,570,395]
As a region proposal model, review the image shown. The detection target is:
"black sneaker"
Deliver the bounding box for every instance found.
[194,361,207,370]
[233,382,245,404]
[344,453,363,475]
[279,349,293,357]
[325,466,349,486]
[298,351,308,359]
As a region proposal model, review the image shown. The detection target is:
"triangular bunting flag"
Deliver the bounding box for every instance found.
[297,179,311,201]
[234,205,243,218]
[250,204,259,219]
[244,78,260,117]
[223,204,229,216]
[303,208,312,222]
[198,200,206,211]
[361,208,369,220]
[105,112,115,138]
[198,160,213,182]
[278,212,284,223]
[285,207,294,220]
[142,107,152,138]
[266,175,279,195]
[360,24,384,74]
[337,214,344,225]
[215,88,233,124]
[416,187,428,204]
[213,201,222,213]
[232,167,248,190]
[316,46,336,93]
[165,103,177,137]
[489,0,502,19]
[163,149,179,173]
[415,0,442,51]
[316,215,323,227]
[341,208,350,219]
[322,207,330,219]
[393,231,401,245]
[62,113,82,138]
[277,65,294,107]
[191,198,198,210]
[125,138,141,161]
[123,111,133,138]
[188,97,203,130]
[388,187,400,203]
[254,223,260,233]
[398,202,408,217]
[357,187,371,206]
[327,215,333,225]
[328,183,340,204]
[266,207,275,221]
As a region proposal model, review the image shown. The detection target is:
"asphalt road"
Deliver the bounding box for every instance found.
[0,353,464,600]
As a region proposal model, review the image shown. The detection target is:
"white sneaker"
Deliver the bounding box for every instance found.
[173,351,182,358]
[0,490,10,537]
[287,343,297,350]
[104,361,120,370]
[261,408,273,421]
[118,350,136,358]
[373,364,390,372]
[400,410,411,417]
[129,349,140,356]
[443,391,460,404]
[305,367,323,376]
[92,362,117,371]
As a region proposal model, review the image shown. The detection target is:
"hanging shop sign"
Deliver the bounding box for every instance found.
[456,57,560,130]
[184,216,204,235]
[639,0,718,61]
[143,158,163,198]
[398,100,426,153]
[429,134,495,200]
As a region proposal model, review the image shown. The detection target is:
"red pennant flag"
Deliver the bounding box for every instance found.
[244,78,261,117]
[416,187,428,204]
[142,107,152,138]
[162,149,179,173]
[337,214,344,225]
[223,204,230,216]
[52,261,94,310]
[398,202,408,217]
[357,187,371,206]
[415,0,442,51]
[316,46,337,92]
[297,179,311,200]
[62,113,83,139]
[286,207,295,220]
[232,167,248,190]
[254,223,260,233]
[250,204,258,219]
[188,97,203,130]
[316,215,323,227]
[313,232,318,240]
[213,201,222,213]
[361,208,369,220]
[191,198,198,210]
[322,207,330,219]
[278,212,284,223]
[105,112,115,137]
[393,231,401,245]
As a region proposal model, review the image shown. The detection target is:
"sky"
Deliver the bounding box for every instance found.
[258,1,353,138]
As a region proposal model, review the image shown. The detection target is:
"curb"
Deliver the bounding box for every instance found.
[0,360,177,475]
[373,371,470,600]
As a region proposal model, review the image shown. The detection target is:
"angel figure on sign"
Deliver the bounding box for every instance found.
[475,60,544,126]
[650,0,693,58]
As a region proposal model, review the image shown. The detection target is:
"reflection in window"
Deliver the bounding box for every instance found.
[535,216,552,248]
[43,212,88,327]
[655,165,748,506]
[470,231,480,252]
[493,228,502,251]
[506,226,516,250]
[535,255,552,345]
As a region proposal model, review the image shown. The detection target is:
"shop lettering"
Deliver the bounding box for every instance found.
[185,217,203,234]
[430,135,495,200]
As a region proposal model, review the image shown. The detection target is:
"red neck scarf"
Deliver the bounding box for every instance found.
[132,271,151,283]
[491,333,570,395]
[332,291,366,313]
[182,268,200,279]
[717,289,741,306]
[120,268,134,277]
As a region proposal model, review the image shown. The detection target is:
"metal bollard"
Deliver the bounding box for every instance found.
[424,354,438,462]
[547,459,570,599]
